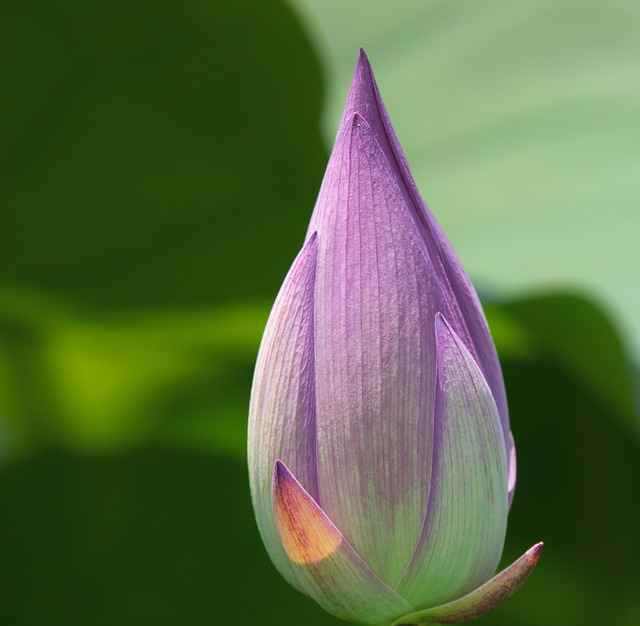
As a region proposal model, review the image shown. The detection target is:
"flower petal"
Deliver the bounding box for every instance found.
[309,112,440,585]
[247,234,319,591]
[391,543,543,625]
[395,314,508,607]
[507,430,517,508]
[339,49,512,465]
[273,460,414,626]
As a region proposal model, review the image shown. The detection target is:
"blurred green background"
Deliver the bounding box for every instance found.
[0,1,638,624]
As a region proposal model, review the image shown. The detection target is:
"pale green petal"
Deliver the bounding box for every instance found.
[395,314,508,606]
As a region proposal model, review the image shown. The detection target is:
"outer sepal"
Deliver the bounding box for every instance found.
[272,460,413,626]
[391,543,543,625]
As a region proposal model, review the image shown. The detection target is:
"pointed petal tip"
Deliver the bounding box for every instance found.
[528,541,544,561]
[272,460,342,566]
[434,312,457,340]
[351,48,372,87]
[392,542,543,625]
[434,312,475,362]
[272,459,296,502]
[344,47,378,121]
[273,458,285,480]
[338,111,375,146]
[273,459,304,496]
[271,459,285,498]
[350,110,367,128]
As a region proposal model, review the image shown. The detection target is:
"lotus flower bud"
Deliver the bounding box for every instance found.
[248,49,541,625]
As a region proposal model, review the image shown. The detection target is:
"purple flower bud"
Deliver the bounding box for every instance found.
[248,49,541,625]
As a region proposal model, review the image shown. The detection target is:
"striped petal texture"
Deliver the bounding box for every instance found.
[248,49,540,626]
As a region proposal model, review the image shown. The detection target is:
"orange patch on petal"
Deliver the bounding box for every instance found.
[273,464,342,564]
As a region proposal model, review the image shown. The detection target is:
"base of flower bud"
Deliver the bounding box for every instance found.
[391,542,543,625]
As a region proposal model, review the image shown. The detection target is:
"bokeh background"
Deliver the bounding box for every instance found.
[1,1,639,624]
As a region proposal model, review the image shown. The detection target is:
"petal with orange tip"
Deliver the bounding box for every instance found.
[273,460,413,625]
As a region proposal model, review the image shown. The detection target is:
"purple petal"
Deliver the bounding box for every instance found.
[272,460,414,625]
[507,431,517,508]
[327,50,512,474]
[309,112,440,585]
[391,543,543,625]
[248,234,319,591]
[395,314,508,608]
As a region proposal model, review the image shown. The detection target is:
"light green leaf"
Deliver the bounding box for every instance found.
[0,287,269,457]
[289,0,640,355]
